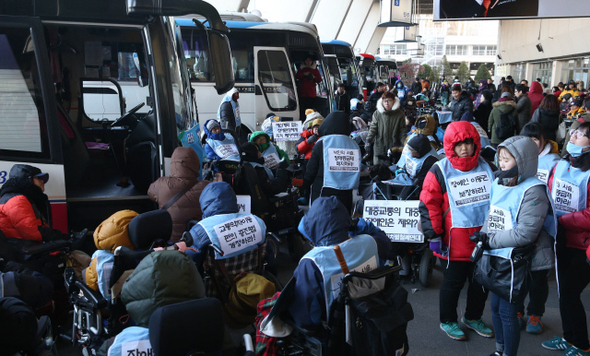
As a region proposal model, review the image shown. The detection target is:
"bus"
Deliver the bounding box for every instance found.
[357,53,376,99]
[0,0,234,231]
[321,40,363,100]
[375,58,399,86]
[179,18,334,140]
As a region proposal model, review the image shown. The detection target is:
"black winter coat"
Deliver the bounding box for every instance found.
[450,91,473,121]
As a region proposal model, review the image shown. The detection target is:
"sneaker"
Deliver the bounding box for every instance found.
[526,315,544,334]
[562,345,590,356]
[542,336,570,351]
[440,322,466,340]
[517,312,526,330]
[462,317,494,338]
[489,352,502,356]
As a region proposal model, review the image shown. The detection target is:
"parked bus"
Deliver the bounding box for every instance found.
[321,40,363,101]
[375,58,399,86]
[357,53,376,99]
[0,0,234,231]
[179,18,334,140]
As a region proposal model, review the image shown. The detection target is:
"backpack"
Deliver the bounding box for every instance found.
[225,272,276,328]
[495,110,517,140]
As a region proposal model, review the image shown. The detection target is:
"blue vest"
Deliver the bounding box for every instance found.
[437,157,493,228]
[397,138,438,170]
[320,135,361,191]
[91,250,115,300]
[197,213,266,259]
[486,177,557,238]
[537,153,560,184]
[107,326,151,356]
[262,144,281,169]
[249,161,274,179]
[405,153,437,179]
[551,159,590,217]
[206,135,240,162]
[301,234,379,319]
[470,122,491,150]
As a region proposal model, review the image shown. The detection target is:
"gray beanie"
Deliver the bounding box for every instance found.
[206,120,220,132]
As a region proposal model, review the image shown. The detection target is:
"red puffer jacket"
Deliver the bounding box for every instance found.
[419,121,492,261]
[296,129,318,159]
[0,194,45,241]
[548,159,590,251]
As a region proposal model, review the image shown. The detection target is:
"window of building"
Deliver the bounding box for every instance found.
[446,45,467,56]
[561,58,589,90]
[532,62,552,86]
[486,45,497,56]
[382,44,407,56]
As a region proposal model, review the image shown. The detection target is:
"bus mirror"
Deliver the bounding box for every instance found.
[207,31,234,94]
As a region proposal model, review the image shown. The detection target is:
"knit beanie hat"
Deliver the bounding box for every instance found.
[305,108,315,116]
[240,143,264,164]
[206,120,220,132]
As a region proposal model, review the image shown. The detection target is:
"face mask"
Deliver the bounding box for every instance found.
[258,142,270,152]
[567,141,590,157]
[210,132,225,141]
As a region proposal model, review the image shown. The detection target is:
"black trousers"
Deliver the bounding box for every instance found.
[557,246,590,350]
[517,269,550,317]
[439,258,489,323]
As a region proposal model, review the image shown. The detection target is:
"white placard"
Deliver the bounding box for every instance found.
[487,205,513,232]
[214,216,263,255]
[215,143,239,158]
[272,121,302,142]
[447,172,491,207]
[329,255,378,300]
[553,178,580,214]
[327,148,360,172]
[536,169,549,184]
[121,340,151,356]
[362,200,423,243]
[263,153,280,169]
[236,195,251,214]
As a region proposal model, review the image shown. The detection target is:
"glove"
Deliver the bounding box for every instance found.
[394,169,405,177]
[306,135,318,144]
[469,231,490,249]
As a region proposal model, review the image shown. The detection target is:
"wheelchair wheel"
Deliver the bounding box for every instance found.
[288,232,309,263]
[418,247,433,288]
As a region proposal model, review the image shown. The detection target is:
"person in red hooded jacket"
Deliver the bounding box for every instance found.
[419,121,495,341]
[528,80,545,117]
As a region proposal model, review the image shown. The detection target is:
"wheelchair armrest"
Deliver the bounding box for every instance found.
[342,264,403,284]
[22,240,71,256]
[75,280,108,309]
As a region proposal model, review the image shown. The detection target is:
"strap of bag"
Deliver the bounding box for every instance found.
[161,180,198,210]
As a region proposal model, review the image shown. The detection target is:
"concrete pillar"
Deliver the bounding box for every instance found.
[337,0,374,49]
[309,0,353,40]
[353,1,384,53]
[551,60,563,87]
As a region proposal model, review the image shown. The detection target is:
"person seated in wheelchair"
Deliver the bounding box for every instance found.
[285,196,392,329]
[391,134,440,189]
[237,143,289,198]
[188,182,272,295]
[202,119,240,169]
[98,250,205,356]
[250,131,291,170]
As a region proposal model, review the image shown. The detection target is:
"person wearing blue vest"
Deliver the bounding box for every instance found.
[202,119,240,163]
[394,134,439,188]
[238,142,289,197]
[217,87,242,143]
[520,122,560,186]
[472,136,555,356]
[543,122,590,356]
[249,131,290,170]
[286,196,391,328]
[419,120,495,341]
[303,111,361,212]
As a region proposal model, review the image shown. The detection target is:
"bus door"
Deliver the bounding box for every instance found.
[324,54,341,91]
[253,47,298,126]
[0,16,68,232]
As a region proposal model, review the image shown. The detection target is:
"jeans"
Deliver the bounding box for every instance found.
[491,292,521,356]
[517,269,550,316]
[439,258,489,323]
[558,247,590,350]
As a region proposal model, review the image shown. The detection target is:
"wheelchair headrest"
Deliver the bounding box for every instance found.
[149,298,224,355]
[128,210,173,250]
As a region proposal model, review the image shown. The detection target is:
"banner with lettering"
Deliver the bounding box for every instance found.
[272,121,302,142]
[362,200,423,243]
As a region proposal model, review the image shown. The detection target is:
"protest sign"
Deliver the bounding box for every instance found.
[362,200,423,243]
[273,121,302,142]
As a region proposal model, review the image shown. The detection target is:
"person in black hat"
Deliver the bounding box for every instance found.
[237,142,289,198]
[0,164,67,244]
[567,98,586,119]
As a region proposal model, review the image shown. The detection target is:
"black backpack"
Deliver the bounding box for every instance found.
[495,110,517,140]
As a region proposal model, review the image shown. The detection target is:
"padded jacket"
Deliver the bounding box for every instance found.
[148,147,210,242]
[296,129,318,160]
[516,93,532,130]
[488,98,518,145]
[419,121,493,261]
[449,91,473,122]
[528,81,544,116]
[366,97,406,165]
[548,155,590,252]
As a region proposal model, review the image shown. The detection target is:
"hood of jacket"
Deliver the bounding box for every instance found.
[249,131,271,143]
[497,136,539,183]
[298,196,350,247]
[415,115,436,136]
[93,210,138,252]
[121,250,204,327]
[376,97,401,114]
[170,147,200,179]
[318,111,351,136]
[199,181,239,218]
[444,121,481,171]
[529,81,543,95]
[395,79,405,89]
[203,119,225,141]
[492,99,517,110]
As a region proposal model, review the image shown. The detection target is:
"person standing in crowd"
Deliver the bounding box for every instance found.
[520,79,529,89]
[487,78,497,94]
[367,82,387,114]
[366,90,406,165]
[559,80,580,101]
[553,86,562,98]
[411,77,423,98]
[449,83,473,122]
[506,76,516,90]
[543,122,590,356]
[302,111,361,212]
[515,84,532,130]
[334,83,350,115]
[474,90,494,135]
[296,118,323,205]
[489,85,518,147]
[531,94,560,142]
[529,81,545,115]
[395,79,409,105]
[217,87,242,143]
[477,136,554,356]
[148,147,210,242]
[474,79,489,109]
[440,80,451,106]
[296,56,322,121]
[521,122,560,185]
[419,121,495,341]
